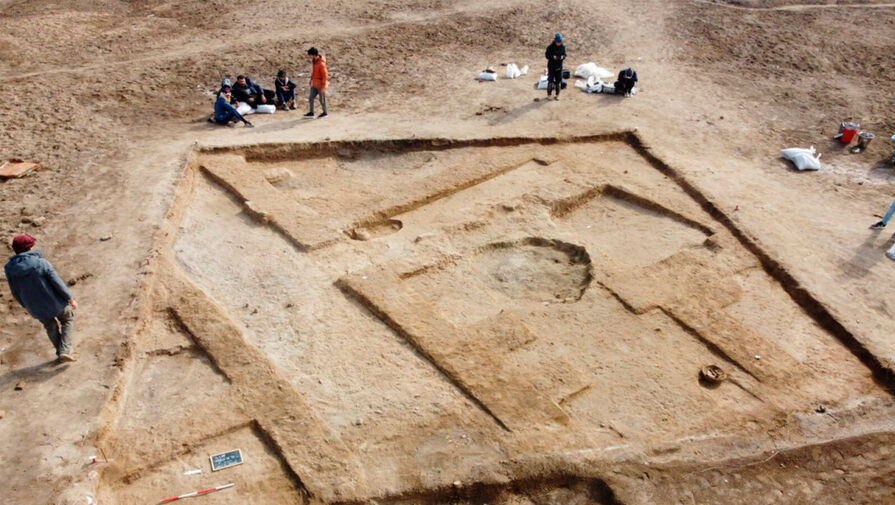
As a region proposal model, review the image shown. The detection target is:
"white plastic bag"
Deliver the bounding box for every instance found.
[505,63,520,79]
[574,62,614,80]
[519,65,529,76]
[781,146,821,171]
[536,74,549,90]
[255,104,276,114]
[477,71,497,81]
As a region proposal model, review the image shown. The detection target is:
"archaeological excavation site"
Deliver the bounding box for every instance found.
[3,1,895,504]
[92,133,895,504]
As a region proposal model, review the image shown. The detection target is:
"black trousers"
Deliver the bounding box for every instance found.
[547,66,563,95]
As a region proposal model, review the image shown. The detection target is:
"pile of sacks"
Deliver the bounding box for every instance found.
[477,63,529,81]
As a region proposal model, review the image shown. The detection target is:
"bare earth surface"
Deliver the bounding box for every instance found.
[1,1,895,504]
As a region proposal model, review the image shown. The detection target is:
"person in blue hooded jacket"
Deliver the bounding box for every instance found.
[209,85,253,127]
[4,235,79,362]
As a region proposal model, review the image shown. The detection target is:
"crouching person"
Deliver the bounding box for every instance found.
[614,67,638,97]
[275,69,297,111]
[210,85,253,127]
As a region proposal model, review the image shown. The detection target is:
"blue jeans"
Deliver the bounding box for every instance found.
[882,198,895,225]
[214,102,247,124]
[276,87,296,104]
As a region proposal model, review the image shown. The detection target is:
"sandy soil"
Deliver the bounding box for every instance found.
[1,0,894,504]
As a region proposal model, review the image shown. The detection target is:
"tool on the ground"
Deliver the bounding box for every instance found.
[851,132,875,154]
[834,121,860,143]
[157,483,234,503]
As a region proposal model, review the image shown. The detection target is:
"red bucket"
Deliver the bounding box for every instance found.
[841,122,860,144]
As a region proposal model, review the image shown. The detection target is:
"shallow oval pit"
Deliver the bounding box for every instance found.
[474,237,592,303]
[348,219,403,241]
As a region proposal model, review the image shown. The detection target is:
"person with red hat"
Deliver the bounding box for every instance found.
[4,235,78,363]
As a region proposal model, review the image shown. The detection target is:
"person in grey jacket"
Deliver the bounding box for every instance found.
[4,235,78,362]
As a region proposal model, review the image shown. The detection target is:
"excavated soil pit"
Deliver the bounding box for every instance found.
[102,135,892,505]
[475,238,592,304]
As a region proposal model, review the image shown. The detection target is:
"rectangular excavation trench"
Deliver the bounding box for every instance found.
[124,132,895,503]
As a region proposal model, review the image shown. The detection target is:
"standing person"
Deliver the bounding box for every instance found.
[304,47,328,119]
[209,85,253,127]
[869,197,895,231]
[274,69,297,111]
[614,67,638,97]
[4,235,79,363]
[545,32,566,101]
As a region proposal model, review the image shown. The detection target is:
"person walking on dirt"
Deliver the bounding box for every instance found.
[304,47,328,119]
[545,32,566,100]
[274,69,297,111]
[4,235,79,363]
[210,85,253,127]
[869,197,895,232]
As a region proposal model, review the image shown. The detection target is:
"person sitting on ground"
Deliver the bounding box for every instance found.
[304,47,329,119]
[870,197,895,232]
[209,85,253,127]
[274,69,297,111]
[545,32,566,101]
[232,75,266,108]
[614,67,638,97]
[4,235,79,363]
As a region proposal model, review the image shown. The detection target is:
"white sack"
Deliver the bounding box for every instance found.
[255,104,276,114]
[781,146,821,171]
[478,71,497,81]
[575,62,614,80]
[505,63,521,79]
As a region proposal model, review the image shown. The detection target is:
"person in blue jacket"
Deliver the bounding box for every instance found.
[4,235,79,363]
[545,32,566,100]
[209,85,253,127]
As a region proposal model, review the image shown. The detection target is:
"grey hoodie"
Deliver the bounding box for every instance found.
[4,250,72,321]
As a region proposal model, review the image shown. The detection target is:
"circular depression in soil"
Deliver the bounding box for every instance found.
[474,237,592,303]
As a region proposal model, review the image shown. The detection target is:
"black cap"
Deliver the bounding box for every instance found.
[307,47,319,56]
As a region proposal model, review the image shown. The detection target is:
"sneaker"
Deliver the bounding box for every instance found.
[207,116,215,123]
[870,221,887,230]
[317,112,328,119]
[58,353,77,363]
[303,112,315,119]
[280,104,289,111]
[289,103,296,110]
[553,96,559,101]
[244,121,254,128]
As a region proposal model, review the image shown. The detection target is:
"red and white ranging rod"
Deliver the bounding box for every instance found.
[157,483,234,503]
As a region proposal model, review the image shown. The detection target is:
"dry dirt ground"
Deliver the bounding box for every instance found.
[1,0,895,504]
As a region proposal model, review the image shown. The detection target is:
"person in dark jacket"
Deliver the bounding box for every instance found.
[209,85,253,127]
[274,69,297,111]
[614,67,638,97]
[4,235,79,362]
[231,75,267,108]
[545,32,566,100]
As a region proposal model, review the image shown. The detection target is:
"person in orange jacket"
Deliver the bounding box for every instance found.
[303,47,328,119]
